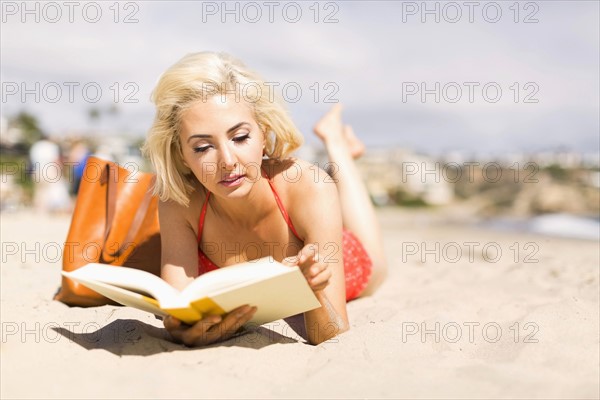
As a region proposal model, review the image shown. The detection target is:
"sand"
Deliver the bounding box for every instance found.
[1,208,599,399]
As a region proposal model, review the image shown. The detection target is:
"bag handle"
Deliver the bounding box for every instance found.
[102,163,117,247]
[99,163,157,262]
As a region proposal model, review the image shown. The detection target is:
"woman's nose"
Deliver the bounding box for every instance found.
[219,145,237,169]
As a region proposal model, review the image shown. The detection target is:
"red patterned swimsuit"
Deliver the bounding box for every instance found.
[197,169,373,301]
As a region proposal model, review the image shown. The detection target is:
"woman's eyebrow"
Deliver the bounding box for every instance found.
[187,122,250,143]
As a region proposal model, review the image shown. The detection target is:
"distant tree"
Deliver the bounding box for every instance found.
[108,104,119,116]
[88,107,101,122]
[13,111,43,147]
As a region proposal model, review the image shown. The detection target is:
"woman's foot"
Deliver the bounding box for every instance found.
[343,125,365,159]
[313,103,345,145]
[314,104,365,159]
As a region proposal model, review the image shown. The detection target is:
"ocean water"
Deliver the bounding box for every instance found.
[481,213,600,241]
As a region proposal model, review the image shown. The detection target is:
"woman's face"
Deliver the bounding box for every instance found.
[179,95,266,198]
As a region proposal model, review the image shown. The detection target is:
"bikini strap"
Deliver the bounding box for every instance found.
[197,190,211,243]
[197,170,304,243]
[261,167,304,242]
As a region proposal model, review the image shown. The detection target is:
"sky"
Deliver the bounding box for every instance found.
[1,0,599,155]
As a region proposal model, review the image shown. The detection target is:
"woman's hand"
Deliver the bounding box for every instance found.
[163,304,257,347]
[282,243,332,293]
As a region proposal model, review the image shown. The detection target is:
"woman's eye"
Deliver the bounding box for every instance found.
[192,134,248,153]
[233,134,250,143]
[193,146,210,153]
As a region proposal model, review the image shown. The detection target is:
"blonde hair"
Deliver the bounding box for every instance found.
[142,51,304,206]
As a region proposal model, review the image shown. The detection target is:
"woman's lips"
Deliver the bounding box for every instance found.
[219,174,246,187]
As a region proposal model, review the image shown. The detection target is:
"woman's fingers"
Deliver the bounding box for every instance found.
[281,256,298,267]
[310,267,332,291]
[164,316,193,344]
[283,243,318,268]
[168,305,257,347]
[298,243,318,264]
[211,305,257,342]
[179,315,223,346]
[282,243,332,293]
[163,315,181,330]
[309,262,327,278]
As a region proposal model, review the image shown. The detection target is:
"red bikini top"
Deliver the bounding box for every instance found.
[197,167,303,275]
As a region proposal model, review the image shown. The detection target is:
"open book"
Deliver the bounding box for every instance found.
[62,257,321,325]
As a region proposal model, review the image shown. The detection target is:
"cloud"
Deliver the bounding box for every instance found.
[1,1,598,154]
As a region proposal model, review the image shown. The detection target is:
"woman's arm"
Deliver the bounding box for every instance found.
[158,199,199,290]
[285,160,350,344]
[158,198,257,346]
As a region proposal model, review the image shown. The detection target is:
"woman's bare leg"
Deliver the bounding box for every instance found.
[313,104,388,296]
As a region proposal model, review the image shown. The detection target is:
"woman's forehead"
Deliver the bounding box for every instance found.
[180,96,256,134]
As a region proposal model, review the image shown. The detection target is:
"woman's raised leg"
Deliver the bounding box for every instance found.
[313,104,388,296]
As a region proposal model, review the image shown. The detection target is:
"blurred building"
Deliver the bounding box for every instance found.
[306,146,455,207]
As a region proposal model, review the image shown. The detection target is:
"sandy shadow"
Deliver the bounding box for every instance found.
[51,317,306,356]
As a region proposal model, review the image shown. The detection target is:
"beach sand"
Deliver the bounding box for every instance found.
[1,208,598,399]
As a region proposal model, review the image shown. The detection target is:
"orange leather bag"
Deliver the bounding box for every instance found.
[54,156,161,306]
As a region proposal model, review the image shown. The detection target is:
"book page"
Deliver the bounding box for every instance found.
[63,264,180,303]
[207,268,321,325]
[66,277,169,317]
[179,257,290,302]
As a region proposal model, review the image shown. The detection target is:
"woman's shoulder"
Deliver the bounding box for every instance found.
[158,179,206,230]
[263,157,319,188]
[263,157,339,239]
[262,157,337,204]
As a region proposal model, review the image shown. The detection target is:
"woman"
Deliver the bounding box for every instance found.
[142,52,387,347]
